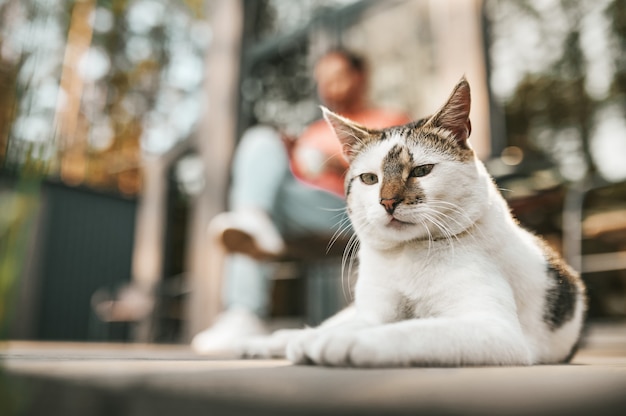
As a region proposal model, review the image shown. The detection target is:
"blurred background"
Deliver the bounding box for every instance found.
[0,0,625,345]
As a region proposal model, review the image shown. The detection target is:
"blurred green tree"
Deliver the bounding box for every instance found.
[487,0,626,183]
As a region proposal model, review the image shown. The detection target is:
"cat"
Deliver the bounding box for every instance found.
[239,77,586,367]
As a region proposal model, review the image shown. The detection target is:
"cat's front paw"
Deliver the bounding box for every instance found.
[343,333,396,367]
[285,329,361,366]
[286,329,400,367]
[237,328,308,359]
[284,329,319,364]
[288,331,344,365]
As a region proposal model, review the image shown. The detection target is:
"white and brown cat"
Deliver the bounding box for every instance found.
[240,77,586,367]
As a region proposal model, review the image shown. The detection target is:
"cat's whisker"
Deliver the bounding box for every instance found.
[333,218,352,236]
[321,206,350,213]
[326,213,358,301]
[427,208,480,245]
[427,199,474,224]
[328,216,353,252]
[426,199,488,242]
[348,238,360,301]
[418,217,434,258]
[421,211,456,256]
[341,232,360,302]
[321,207,353,253]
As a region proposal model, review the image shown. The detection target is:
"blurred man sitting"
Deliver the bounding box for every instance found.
[192,48,409,353]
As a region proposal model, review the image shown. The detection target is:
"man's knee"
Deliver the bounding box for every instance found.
[238,125,283,156]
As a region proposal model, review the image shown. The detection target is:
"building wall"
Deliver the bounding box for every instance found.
[20,181,136,341]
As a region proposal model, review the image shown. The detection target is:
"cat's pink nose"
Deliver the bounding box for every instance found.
[380,197,401,214]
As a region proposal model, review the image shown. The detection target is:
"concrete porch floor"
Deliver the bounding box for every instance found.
[1,321,626,416]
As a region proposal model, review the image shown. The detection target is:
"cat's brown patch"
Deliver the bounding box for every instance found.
[380,144,412,201]
[536,237,586,331]
[379,144,426,212]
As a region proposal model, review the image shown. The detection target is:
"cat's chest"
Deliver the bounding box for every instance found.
[361,243,457,281]
[358,242,478,319]
[361,242,456,279]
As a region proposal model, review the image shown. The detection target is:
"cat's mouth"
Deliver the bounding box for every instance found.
[387,217,414,229]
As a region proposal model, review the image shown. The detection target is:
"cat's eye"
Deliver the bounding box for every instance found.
[359,173,378,185]
[410,164,434,178]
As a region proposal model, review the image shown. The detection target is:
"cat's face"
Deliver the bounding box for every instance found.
[325,78,488,247]
[345,125,483,246]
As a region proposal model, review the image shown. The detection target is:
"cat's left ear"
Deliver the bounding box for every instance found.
[426,77,472,146]
[322,106,379,162]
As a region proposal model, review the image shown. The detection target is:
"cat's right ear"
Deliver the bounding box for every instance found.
[425,77,472,147]
[322,106,378,162]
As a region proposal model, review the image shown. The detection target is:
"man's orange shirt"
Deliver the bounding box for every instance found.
[290,108,410,197]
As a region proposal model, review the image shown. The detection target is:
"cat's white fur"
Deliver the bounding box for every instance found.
[240,78,585,367]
